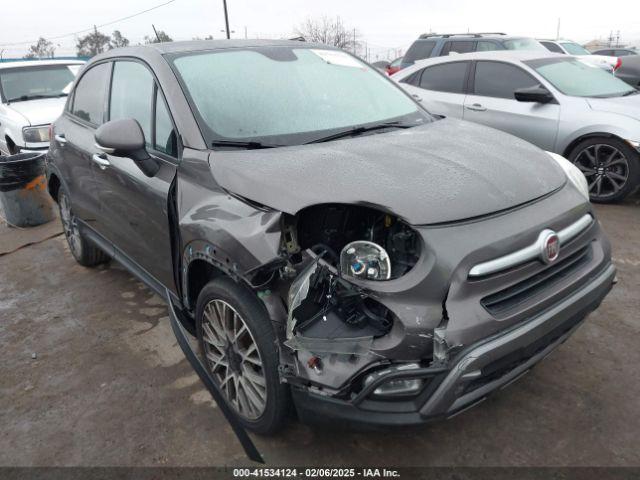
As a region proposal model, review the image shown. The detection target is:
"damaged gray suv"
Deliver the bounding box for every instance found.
[46,40,616,434]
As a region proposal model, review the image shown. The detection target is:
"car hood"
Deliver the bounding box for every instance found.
[209,118,566,225]
[5,97,67,126]
[587,94,640,120]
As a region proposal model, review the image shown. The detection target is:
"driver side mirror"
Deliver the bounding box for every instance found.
[95,118,159,177]
[514,85,555,104]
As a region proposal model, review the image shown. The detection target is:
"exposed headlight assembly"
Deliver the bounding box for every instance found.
[340,241,391,280]
[22,125,50,143]
[547,151,590,201]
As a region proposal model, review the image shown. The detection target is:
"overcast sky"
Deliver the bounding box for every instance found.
[1,0,639,58]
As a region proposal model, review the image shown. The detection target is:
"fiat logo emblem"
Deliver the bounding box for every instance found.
[540,231,560,264]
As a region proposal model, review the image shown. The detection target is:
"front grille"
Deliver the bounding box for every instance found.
[481,244,592,316]
[461,309,585,395]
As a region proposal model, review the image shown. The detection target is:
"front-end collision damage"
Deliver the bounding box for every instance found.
[211,202,450,399]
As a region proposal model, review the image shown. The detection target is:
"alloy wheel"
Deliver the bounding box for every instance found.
[573,143,629,200]
[59,192,83,259]
[201,299,267,420]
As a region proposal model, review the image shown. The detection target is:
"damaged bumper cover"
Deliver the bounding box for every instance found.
[292,264,615,427]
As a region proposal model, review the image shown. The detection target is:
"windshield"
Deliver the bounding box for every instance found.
[503,38,547,52]
[525,57,636,97]
[170,47,428,147]
[0,64,79,102]
[560,42,591,55]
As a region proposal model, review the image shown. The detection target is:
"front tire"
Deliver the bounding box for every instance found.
[568,136,640,203]
[58,188,109,267]
[196,276,290,434]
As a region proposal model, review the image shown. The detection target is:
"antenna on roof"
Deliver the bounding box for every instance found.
[152,24,161,42]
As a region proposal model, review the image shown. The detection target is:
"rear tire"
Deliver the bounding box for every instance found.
[196,276,290,435]
[58,188,110,267]
[568,136,640,203]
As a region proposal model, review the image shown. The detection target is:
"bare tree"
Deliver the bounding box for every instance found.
[24,37,55,59]
[76,27,111,57]
[110,30,130,49]
[295,16,360,52]
[144,30,173,44]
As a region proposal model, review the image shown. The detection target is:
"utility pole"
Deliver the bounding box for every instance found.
[244,26,247,39]
[556,18,561,40]
[152,24,161,42]
[353,28,356,55]
[222,0,231,39]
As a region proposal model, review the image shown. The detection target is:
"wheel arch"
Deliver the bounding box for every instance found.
[182,241,249,312]
[562,131,637,158]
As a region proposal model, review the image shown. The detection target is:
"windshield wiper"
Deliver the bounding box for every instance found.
[622,89,639,97]
[211,140,284,150]
[306,122,413,144]
[7,93,68,103]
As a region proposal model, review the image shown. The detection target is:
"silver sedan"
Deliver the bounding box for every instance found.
[393,51,640,202]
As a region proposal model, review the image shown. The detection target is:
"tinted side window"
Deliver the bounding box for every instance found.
[419,62,469,94]
[71,63,110,125]
[400,70,423,86]
[541,41,564,54]
[441,41,475,55]
[403,41,437,63]
[473,61,540,99]
[477,41,502,51]
[155,93,177,157]
[109,61,154,147]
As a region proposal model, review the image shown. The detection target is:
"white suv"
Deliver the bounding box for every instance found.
[0,60,84,155]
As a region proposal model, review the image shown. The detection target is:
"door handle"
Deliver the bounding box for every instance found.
[54,133,67,144]
[411,93,423,102]
[92,153,110,170]
[465,103,487,112]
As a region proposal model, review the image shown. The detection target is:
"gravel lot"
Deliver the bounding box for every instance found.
[1,195,639,467]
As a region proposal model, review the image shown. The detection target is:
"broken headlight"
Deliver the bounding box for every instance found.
[340,241,391,281]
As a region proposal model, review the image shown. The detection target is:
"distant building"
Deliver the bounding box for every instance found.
[584,39,610,52]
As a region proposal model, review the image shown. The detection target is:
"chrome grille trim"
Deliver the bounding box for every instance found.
[468,214,593,278]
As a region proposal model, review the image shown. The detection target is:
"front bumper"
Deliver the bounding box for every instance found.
[292,263,616,428]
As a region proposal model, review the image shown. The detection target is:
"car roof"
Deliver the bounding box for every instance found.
[393,50,566,76]
[416,34,527,41]
[100,39,331,57]
[0,59,85,70]
[538,39,579,44]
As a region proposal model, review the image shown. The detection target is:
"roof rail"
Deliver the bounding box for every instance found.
[419,32,507,39]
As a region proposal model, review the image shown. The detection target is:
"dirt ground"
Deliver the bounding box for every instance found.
[1,195,639,467]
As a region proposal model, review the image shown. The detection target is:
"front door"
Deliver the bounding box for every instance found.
[463,61,560,151]
[51,61,112,223]
[92,60,179,290]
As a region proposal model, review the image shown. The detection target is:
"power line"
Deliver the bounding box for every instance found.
[0,0,177,47]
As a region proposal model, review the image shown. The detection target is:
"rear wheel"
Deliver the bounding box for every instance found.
[568,136,640,203]
[196,276,290,434]
[58,188,109,266]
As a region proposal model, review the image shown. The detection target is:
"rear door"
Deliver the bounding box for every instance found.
[51,62,111,222]
[463,60,560,150]
[400,61,470,118]
[92,59,179,290]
